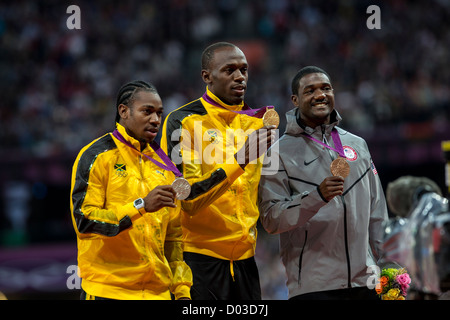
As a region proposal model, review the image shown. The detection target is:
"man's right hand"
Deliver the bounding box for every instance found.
[318,176,345,202]
[235,126,276,169]
[143,185,177,212]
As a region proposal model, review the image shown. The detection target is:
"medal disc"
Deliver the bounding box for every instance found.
[171,177,191,200]
[330,157,350,178]
[262,109,280,128]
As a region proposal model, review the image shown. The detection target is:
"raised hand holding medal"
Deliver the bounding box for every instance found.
[201,91,278,168]
[301,128,348,201]
[302,128,350,179]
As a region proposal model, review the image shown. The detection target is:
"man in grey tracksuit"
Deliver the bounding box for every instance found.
[258,66,388,300]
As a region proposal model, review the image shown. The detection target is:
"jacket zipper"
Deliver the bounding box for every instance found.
[341,195,352,288]
[323,125,352,288]
[139,154,154,296]
[298,230,308,284]
[139,155,144,179]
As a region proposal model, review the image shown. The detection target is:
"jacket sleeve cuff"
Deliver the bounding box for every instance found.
[291,188,328,213]
[173,285,192,300]
[306,188,329,206]
[222,162,245,183]
[316,186,329,203]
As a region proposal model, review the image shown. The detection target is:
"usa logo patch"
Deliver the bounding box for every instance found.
[343,146,357,161]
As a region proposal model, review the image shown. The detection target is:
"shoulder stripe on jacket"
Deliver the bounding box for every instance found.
[72,134,132,236]
[164,99,207,173]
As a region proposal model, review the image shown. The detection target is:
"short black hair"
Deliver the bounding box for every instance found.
[115,80,158,123]
[291,66,330,95]
[201,42,237,70]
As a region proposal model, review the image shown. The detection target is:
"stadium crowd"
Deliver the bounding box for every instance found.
[1,0,449,159]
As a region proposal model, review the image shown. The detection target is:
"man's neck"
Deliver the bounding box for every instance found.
[297,115,329,130]
[119,122,148,151]
[207,87,242,107]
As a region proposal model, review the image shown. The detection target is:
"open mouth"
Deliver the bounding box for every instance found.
[312,102,328,108]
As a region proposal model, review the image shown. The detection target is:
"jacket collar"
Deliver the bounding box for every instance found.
[115,122,153,153]
[203,86,245,111]
[284,108,342,137]
[201,87,245,125]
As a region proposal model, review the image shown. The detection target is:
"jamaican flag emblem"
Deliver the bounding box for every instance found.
[114,164,127,177]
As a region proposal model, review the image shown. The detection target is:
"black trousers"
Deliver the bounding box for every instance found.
[184,252,261,300]
[290,287,379,300]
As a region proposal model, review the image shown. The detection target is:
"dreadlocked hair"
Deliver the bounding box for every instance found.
[115,80,158,123]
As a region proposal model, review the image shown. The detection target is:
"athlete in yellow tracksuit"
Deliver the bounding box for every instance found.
[162,88,264,261]
[160,42,276,300]
[70,81,192,300]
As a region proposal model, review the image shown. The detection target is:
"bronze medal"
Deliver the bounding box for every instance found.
[262,108,280,128]
[330,157,350,178]
[171,177,191,200]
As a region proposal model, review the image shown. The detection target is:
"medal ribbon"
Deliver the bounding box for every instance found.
[301,129,346,158]
[201,91,273,118]
[112,129,182,177]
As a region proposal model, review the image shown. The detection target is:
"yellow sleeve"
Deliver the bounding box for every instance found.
[164,204,193,300]
[180,154,244,215]
[70,137,140,239]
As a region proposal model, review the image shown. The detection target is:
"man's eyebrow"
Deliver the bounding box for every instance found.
[303,82,331,90]
[138,104,158,111]
[222,62,248,68]
[143,104,164,111]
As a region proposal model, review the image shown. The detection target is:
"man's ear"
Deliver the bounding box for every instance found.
[291,94,300,107]
[201,69,212,85]
[118,104,129,120]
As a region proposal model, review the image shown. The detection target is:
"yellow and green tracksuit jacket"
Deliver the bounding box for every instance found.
[70,123,192,300]
[160,88,265,262]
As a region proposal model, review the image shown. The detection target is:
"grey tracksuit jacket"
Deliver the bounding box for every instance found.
[258,108,388,298]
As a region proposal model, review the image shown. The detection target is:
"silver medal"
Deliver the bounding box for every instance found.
[172,177,191,200]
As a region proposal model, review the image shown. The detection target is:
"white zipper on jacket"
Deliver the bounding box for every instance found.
[321,126,336,161]
[322,124,352,288]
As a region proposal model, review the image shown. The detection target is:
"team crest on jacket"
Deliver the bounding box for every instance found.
[343,146,357,161]
[114,163,128,177]
[206,129,220,144]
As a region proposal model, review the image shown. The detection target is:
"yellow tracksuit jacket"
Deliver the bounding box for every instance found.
[161,88,265,262]
[70,123,192,300]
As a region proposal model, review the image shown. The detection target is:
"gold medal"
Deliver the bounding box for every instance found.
[262,108,280,128]
[330,157,350,178]
[171,177,191,200]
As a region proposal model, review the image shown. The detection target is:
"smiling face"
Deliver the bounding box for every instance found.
[118,90,163,149]
[201,46,248,105]
[291,72,335,128]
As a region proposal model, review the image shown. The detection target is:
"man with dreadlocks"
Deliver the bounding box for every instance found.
[70,80,192,300]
